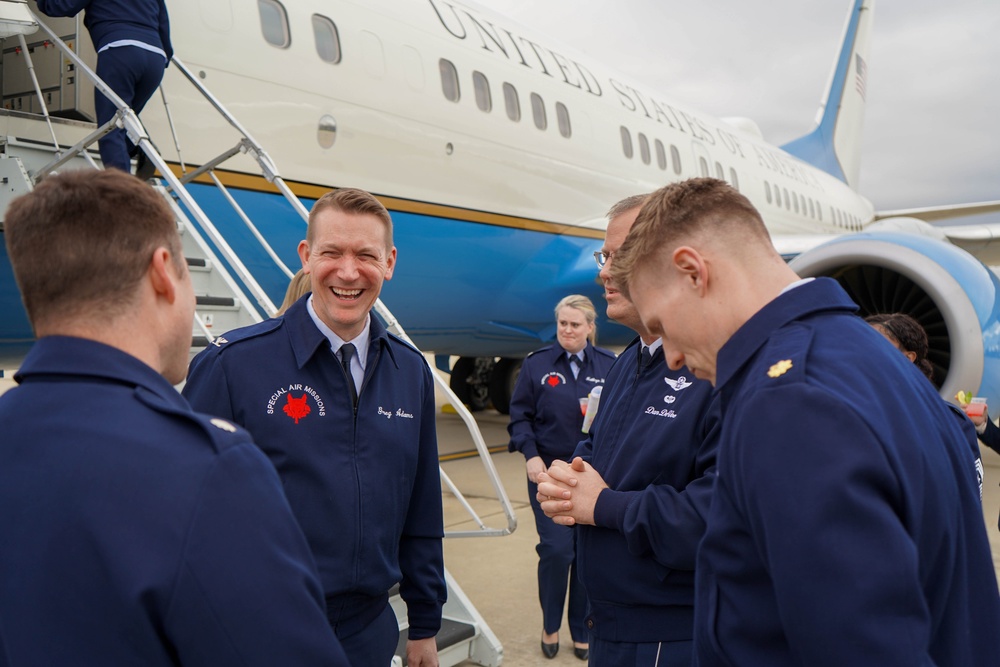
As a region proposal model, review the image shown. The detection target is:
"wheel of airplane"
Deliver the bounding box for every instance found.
[489,357,523,415]
[449,356,493,412]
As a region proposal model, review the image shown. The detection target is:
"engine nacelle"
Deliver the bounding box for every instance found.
[788,231,1000,412]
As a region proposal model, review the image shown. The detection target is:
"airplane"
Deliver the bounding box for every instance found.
[1,0,999,418]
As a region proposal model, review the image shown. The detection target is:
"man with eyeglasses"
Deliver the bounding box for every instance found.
[536,194,721,667]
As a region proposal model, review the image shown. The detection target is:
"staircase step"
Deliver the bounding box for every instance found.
[196,295,236,307]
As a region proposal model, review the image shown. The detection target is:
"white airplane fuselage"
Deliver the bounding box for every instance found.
[138,0,874,355]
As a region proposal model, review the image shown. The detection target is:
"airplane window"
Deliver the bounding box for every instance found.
[555,102,571,138]
[530,93,547,130]
[729,168,739,192]
[638,133,650,165]
[258,0,290,48]
[473,71,491,112]
[620,126,633,159]
[503,83,520,121]
[764,181,772,204]
[793,192,800,214]
[311,14,341,63]
[817,204,822,222]
[670,144,681,174]
[774,186,781,207]
[439,59,460,102]
[783,188,790,210]
[655,140,666,170]
[714,161,724,180]
[698,157,709,177]
[808,198,815,218]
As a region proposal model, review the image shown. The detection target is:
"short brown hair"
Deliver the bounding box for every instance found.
[611,178,770,296]
[4,169,182,330]
[307,187,393,247]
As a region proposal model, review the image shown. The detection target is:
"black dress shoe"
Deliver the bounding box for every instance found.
[574,646,589,661]
[541,640,559,659]
[134,150,156,181]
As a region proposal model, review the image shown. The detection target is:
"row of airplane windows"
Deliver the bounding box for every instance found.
[439,59,573,138]
[620,126,685,177]
[257,0,575,140]
[763,181,864,230]
[259,0,343,63]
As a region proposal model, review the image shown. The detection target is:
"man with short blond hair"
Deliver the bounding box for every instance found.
[184,187,446,667]
[611,176,1000,666]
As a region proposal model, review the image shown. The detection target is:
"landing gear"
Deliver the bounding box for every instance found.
[449,356,524,414]
[489,358,523,415]
[449,356,494,412]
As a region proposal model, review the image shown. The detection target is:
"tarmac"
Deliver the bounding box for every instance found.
[2,372,999,667]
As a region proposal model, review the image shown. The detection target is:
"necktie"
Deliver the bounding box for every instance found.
[569,354,581,379]
[339,343,358,408]
[640,346,652,371]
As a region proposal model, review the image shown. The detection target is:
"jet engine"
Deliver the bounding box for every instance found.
[788,229,1000,411]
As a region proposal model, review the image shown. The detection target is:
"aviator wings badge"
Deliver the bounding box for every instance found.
[664,376,693,392]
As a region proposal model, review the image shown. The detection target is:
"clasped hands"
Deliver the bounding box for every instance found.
[535,457,608,526]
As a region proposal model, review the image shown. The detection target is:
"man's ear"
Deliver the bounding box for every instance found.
[672,246,707,294]
[297,240,311,272]
[148,248,177,304]
[383,246,397,281]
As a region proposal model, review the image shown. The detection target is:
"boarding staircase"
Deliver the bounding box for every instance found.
[0,8,513,666]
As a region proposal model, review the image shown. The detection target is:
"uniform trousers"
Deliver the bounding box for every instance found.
[528,478,587,642]
[326,592,400,667]
[590,638,692,667]
[94,46,165,172]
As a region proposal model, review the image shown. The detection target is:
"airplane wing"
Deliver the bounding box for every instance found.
[875,200,1000,265]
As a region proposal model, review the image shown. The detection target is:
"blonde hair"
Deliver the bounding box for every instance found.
[554,294,598,345]
[276,268,312,315]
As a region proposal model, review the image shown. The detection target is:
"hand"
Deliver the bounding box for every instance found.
[525,456,547,483]
[406,636,439,667]
[958,400,988,427]
[537,458,607,526]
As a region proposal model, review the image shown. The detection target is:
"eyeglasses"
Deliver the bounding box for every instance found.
[593,250,612,269]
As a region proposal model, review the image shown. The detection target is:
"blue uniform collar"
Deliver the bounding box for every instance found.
[715,277,858,390]
[14,335,187,408]
[283,296,396,371]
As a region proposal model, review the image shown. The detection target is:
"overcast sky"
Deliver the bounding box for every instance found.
[485,0,1000,222]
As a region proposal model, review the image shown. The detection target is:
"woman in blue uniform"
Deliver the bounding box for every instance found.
[508,294,616,661]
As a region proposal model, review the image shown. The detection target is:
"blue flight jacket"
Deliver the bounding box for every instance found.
[573,339,721,643]
[183,297,446,638]
[694,278,1000,667]
[507,341,616,465]
[37,0,173,60]
[0,336,348,666]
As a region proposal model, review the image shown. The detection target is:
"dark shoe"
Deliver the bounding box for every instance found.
[134,150,156,181]
[541,640,559,659]
[573,646,589,661]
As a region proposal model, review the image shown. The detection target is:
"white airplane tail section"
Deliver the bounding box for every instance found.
[782,0,874,189]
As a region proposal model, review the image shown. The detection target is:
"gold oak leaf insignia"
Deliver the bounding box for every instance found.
[767,359,793,378]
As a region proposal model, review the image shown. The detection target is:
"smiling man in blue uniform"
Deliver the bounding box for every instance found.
[183,187,446,667]
[0,169,348,666]
[536,195,721,667]
[611,177,1000,667]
